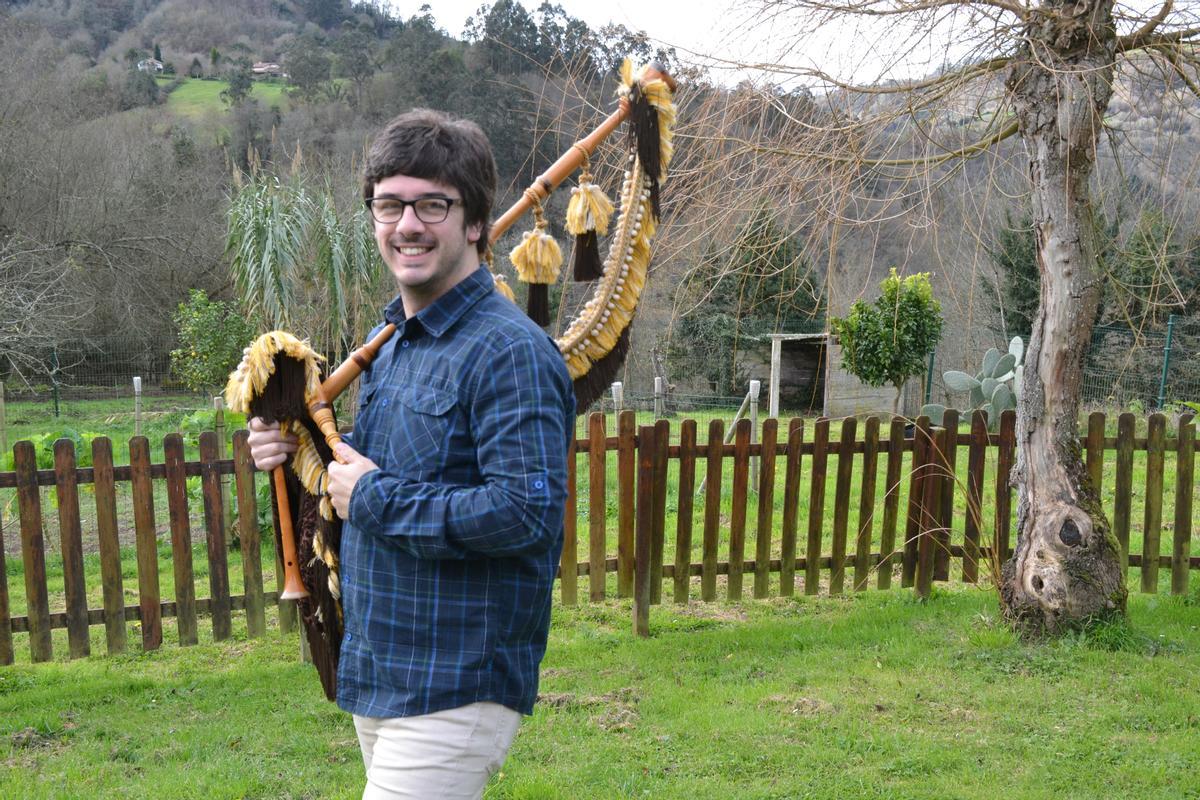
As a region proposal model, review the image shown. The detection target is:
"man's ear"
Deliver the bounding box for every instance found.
[466,220,483,245]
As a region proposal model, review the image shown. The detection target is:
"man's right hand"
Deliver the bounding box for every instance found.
[246,416,298,471]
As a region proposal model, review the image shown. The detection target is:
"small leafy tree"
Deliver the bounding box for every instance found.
[170,289,255,394]
[830,269,943,414]
[221,59,254,107]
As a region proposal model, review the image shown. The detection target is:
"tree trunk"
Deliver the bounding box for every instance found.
[1001,0,1127,632]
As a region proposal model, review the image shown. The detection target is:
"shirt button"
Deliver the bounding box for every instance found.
[381,398,389,407]
[534,480,544,489]
[401,340,410,348]
[345,633,352,642]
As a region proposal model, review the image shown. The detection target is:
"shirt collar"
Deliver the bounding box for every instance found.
[381,266,495,338]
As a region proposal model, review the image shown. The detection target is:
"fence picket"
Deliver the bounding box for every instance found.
[1141,413,1165,593]
[633,425,655,637]
[52,439,90,659]
[588,413,607,602]
[701,419,724,601]
[1173,415,1194,595]
[854,416,879,592]
[15,442,52,662]
[1086,412,1105,496]
[915,425,945,599]
[779,419,804,597]
[674,419,698,603]
[830,417,857,595]
[616,410,636,597]
[650,419,670,605]
[935,409,959,581]
[92,438,126,655]
[903,417,931,588]
[962,411,988,584]
[727,419,751,601]
[0,465,10,664]
[878,417,906,590]
[561,436,577,605]
[1113,413,1135,573]
[753,418,778,599]
[164,434,198,646]
[199,432,232,641]
[805,418,830,595]
[232,432,266,637]
[129,436,162,651]
[995,411,1017,562]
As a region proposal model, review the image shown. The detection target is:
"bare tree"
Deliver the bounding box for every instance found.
[0,237,86,385]
[668,0,1200,631]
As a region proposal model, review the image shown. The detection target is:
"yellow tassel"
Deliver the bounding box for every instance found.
[566,180,614,236]
[509,225,562,284]
[492,273,516,301]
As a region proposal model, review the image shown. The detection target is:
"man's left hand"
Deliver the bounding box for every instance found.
[327,443,379,519]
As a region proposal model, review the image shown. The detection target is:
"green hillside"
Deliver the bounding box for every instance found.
[156,77,288,118]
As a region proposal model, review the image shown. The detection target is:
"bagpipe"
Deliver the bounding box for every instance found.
[223,61,677,700]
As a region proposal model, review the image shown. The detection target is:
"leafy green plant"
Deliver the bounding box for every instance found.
[170,289,255,394]
[830,269,943,413]
[923,336,1024,428]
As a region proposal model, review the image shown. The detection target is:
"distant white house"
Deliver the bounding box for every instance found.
[252,61,284,78]
[137,58,164,74]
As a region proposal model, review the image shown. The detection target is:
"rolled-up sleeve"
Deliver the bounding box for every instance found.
[347,335,569,559]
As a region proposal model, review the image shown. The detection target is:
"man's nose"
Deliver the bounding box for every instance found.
[394,204,426,234]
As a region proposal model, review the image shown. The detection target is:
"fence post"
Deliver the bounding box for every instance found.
[213,396,234,549]
[769,335,781,418]
[133,376,143,436]
[0,380,6,458]
[1157,314,1176,410]
[749,379,761,490]
[924,349,935,406]
[654,377,664,418]
[52,348,60,418]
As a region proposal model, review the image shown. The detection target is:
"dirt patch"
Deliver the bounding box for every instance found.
[537,686,641,732]
[758,694,834,715]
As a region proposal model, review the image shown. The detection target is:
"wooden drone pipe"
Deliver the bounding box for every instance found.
[273,464,309,600]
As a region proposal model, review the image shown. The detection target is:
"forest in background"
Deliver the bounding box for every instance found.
[2,0,1198,404]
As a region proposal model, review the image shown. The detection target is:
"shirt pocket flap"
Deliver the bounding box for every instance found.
[397,386,457,416]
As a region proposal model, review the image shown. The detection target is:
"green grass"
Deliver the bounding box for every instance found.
[157,77,288,119]
[1,590,1198,798]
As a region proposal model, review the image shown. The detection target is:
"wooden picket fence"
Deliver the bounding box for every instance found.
[0,409,1196,662]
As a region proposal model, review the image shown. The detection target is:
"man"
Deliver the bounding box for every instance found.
[247,109,575,799]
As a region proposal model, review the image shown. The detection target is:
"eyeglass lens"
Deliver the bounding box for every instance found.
[369,197,452,224]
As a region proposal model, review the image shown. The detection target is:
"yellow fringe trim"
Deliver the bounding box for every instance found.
[492,272,516,302]
[224,330,339,599]
[566,180,614,236]
[556,61,676,380]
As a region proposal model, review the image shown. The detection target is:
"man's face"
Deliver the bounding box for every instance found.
[371,173,482,312]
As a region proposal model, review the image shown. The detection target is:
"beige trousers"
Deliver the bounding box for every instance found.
[353,702,522,800]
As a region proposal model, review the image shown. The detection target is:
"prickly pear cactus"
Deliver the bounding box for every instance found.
[922,336,1023,427]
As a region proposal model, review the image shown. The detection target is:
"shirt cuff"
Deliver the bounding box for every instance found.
[347,468,382,534]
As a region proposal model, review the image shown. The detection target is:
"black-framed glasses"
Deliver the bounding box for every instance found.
[364,195,458,225]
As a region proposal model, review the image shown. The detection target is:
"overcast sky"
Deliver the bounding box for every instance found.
[384,0,796,83]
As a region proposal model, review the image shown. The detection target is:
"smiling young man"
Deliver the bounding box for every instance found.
[247,109,575,799]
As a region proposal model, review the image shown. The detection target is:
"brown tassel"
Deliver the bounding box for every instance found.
[629,82,662,221]
[572,230,603,281]
[527,283,551,327]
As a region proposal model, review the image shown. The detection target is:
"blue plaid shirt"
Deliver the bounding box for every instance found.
[338,266,574,718]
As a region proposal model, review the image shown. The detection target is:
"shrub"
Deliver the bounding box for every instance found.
[170,289,254,394]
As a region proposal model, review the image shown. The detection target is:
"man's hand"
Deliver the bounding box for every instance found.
[327,443,379,519]
[246,417,298,471]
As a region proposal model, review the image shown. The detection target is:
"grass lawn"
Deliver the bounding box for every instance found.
[0,589,1197,799]
[158,77,289,119]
